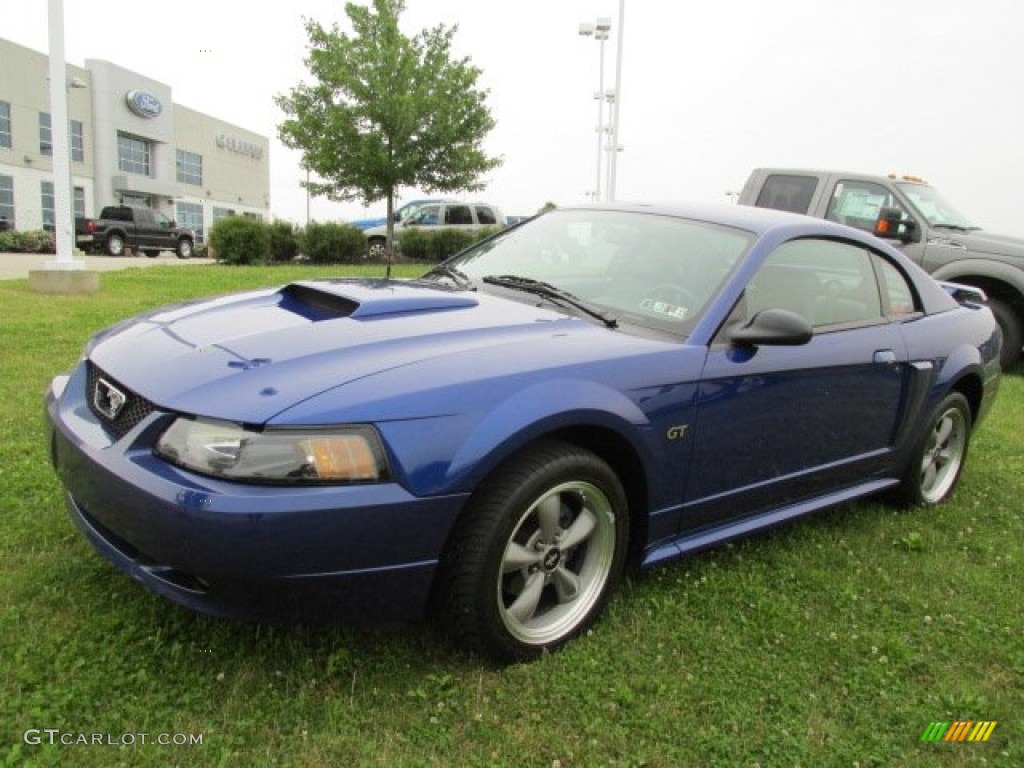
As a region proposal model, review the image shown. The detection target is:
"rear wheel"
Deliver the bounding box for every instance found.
[105,233,125,257]
[895,392,971,506]
[440,440,629,663]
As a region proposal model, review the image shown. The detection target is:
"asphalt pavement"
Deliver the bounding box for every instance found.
[0,251,215,280]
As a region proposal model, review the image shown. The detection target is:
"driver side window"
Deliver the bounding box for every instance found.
[723,238,885,336]
[409,205,440,226]
[826,181,910,233]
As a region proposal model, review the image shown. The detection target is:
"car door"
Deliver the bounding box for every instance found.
[132,208,159,249]
[823,178,927,265]
[151,210,176,250]
[681,237,912,533]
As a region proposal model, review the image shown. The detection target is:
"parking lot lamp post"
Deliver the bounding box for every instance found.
[579,17,611,202]
[606,0,625,201]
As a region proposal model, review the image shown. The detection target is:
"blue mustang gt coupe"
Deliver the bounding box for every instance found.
[46,203,1001,662]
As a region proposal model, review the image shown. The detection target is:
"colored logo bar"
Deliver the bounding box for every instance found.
[921,721,997,742]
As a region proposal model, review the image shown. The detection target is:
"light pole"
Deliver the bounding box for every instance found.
[578,17,611,202]
[606,0,625,201]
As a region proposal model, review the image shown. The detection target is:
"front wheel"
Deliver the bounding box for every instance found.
[440,440,629,663]
[176,239,193,260]
[987,296,1022,371]
[895,392,972,506]
[367,238,386,260]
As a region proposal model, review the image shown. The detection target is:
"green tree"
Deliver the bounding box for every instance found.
[276,0,501,269]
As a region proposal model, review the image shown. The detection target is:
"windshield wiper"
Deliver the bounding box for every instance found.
[482,274,618,328]
[425,264,475,290]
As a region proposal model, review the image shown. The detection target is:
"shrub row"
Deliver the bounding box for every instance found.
[208,216,504,266]
[208,218,368,265]
[398,226,502,262]
[0,230,56,254]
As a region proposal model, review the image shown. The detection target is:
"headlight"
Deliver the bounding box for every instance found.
[154,418,390,484]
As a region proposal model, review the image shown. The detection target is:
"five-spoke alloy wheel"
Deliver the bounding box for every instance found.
[897,392,972,506]
[441,440,629,662]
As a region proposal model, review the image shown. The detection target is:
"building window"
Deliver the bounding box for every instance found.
[39,185,86,228]
[120,192,152,208]
[0,175,14,229]
[213,207,236,224]
[0,102,11,148]
[71,121,84,163]
[41,181,55,231]
[40,112,53,156]
[118,133,151,176]
[176,201,204,243]
[176,150,202,186]
[38,114,84,161]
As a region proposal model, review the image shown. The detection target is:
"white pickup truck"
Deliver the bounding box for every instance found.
[739,168,1024,369]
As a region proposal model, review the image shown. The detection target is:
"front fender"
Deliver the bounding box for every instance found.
[444,378,653,492]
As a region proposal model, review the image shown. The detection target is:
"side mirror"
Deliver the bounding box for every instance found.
[730,308,813,347]
[874,207,919,244]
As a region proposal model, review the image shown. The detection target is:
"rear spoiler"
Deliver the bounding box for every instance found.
[939,281,987,305]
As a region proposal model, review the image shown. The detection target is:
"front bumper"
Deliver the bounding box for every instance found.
[46,363,468,623]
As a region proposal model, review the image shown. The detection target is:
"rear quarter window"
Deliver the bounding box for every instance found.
[754,175,818,214]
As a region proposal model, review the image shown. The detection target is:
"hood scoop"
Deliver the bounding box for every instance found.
[279,279,479,321]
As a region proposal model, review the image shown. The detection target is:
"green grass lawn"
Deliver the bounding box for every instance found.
[1,263,1021,767]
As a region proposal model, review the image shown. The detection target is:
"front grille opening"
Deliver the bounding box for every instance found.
[86,361,157,438]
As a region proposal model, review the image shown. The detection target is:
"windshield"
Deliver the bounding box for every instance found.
[427,209,754,335]
[896,183,976,229]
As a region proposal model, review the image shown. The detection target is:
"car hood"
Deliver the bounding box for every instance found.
[86,279,627,424]
[348,216,387,231]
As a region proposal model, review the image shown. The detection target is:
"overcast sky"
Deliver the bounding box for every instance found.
[6,0,1023,233]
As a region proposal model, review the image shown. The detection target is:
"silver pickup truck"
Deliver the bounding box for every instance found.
[739,168,1024,369]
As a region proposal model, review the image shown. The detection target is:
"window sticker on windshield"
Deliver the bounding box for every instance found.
[640,298,689,319]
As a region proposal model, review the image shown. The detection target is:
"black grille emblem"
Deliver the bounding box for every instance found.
[94,377,127,420]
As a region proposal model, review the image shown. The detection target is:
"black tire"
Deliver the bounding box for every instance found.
[439,440,629,663]
[176,239,193,260]
[143,250,160,259]
[105,233,125,257]
[987,296,1022,371]
[367,238,386,260]
[894,392,972,507]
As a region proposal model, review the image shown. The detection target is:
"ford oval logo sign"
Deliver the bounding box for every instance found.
[125,90,163,119]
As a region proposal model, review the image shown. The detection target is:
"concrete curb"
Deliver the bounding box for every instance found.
[1,252,215,281]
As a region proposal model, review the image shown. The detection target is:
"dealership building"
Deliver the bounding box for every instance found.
[0,37,269,241]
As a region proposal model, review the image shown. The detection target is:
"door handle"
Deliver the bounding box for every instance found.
[873,349,897,364]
